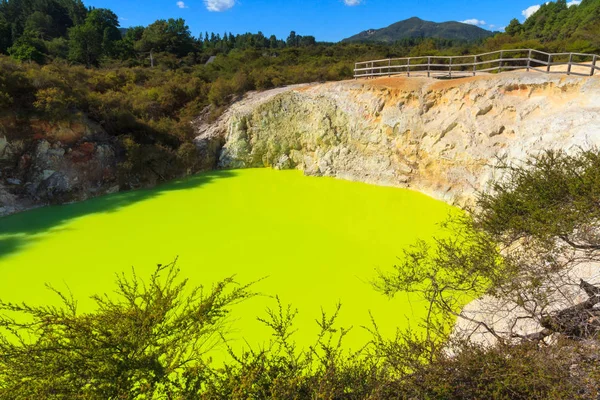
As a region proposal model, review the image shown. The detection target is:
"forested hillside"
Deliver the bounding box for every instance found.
[0,0,323,66]
[500,0,600,52]
[342,17,495,43]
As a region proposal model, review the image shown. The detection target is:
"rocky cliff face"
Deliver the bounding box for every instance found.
[0,117,118,216]
[199,72,600,205]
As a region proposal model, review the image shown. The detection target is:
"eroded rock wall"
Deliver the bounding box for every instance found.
[199,73,600,205]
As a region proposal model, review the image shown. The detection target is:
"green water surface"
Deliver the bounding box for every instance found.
[0,168,454,361]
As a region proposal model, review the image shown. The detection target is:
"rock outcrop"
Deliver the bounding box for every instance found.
[0,117,118,216]
[198,72,600,205]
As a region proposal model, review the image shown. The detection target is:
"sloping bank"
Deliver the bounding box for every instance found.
[196,72,600,205]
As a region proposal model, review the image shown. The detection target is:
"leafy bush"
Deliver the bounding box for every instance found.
[33,87,74,119]
[0,260,255,399]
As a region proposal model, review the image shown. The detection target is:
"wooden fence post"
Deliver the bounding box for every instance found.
[407,58,410,77]
[473,55,477,76]
[388,59,391,77]
[547,54,552,73]
[427,56,431,78]
[449,57,452,78]
[499,50,504,72]
[567,53,573,75]
[592,55,597,77]
[527,49,532,72]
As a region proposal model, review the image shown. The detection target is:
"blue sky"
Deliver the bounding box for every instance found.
[85,0,581,42]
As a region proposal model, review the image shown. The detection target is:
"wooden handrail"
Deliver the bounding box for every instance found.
[354,49,600,79]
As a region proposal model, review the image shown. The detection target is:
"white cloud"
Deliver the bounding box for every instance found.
[567,0,581,6]
[343,0,362,5]
[461,18,486,26]
[204,0,235,12]
[176,1,188,8]
[522,4,541,19]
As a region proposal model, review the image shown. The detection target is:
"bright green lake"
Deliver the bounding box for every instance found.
[0,168,454,361]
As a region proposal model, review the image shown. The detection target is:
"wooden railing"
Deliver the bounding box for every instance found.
[354,49,600,79]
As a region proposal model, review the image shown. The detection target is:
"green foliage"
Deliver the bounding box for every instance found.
[8,32,45,63]
[1,0,600,71]
[46,36,69,59]
[0,260,255,399]
[499,0,600,53]
[208,77,234,106]
[373,148,600,398]
[477,149,600,250]
[401,340,593,399]
[68,8,120,66]
[0,0,85,52]
[200,299,390,399]
[0,261,594,399]
[0,12,11,53]
[136,18,194,58]
[33,86,74,119]
[505,18,523,36]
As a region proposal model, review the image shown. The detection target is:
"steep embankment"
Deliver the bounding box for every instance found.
[197,72,600,205]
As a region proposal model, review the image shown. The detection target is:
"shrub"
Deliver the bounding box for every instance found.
[0,261,255,399]
[33,87,74,119]
[208,77,234,106]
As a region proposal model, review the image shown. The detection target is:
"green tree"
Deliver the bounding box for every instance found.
[269,34,278,49]
[0,12,12,53]
[286,30,298,47]
[24,11,54,39]
[299,35,316,47]
[504,18,523,36]
[7,31,45,63]
[46,36,69,59]
[68,21,102,66]
[116,25,144,60]
[60,0,87,26]
[68,8,119,66]
[136,18,194,59]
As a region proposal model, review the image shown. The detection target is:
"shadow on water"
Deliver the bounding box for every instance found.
[0,169,236,261]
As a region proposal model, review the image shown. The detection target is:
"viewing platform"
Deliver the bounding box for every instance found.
[354,49,599,79]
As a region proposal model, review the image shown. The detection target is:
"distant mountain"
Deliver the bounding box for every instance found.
[342,17,494,43]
